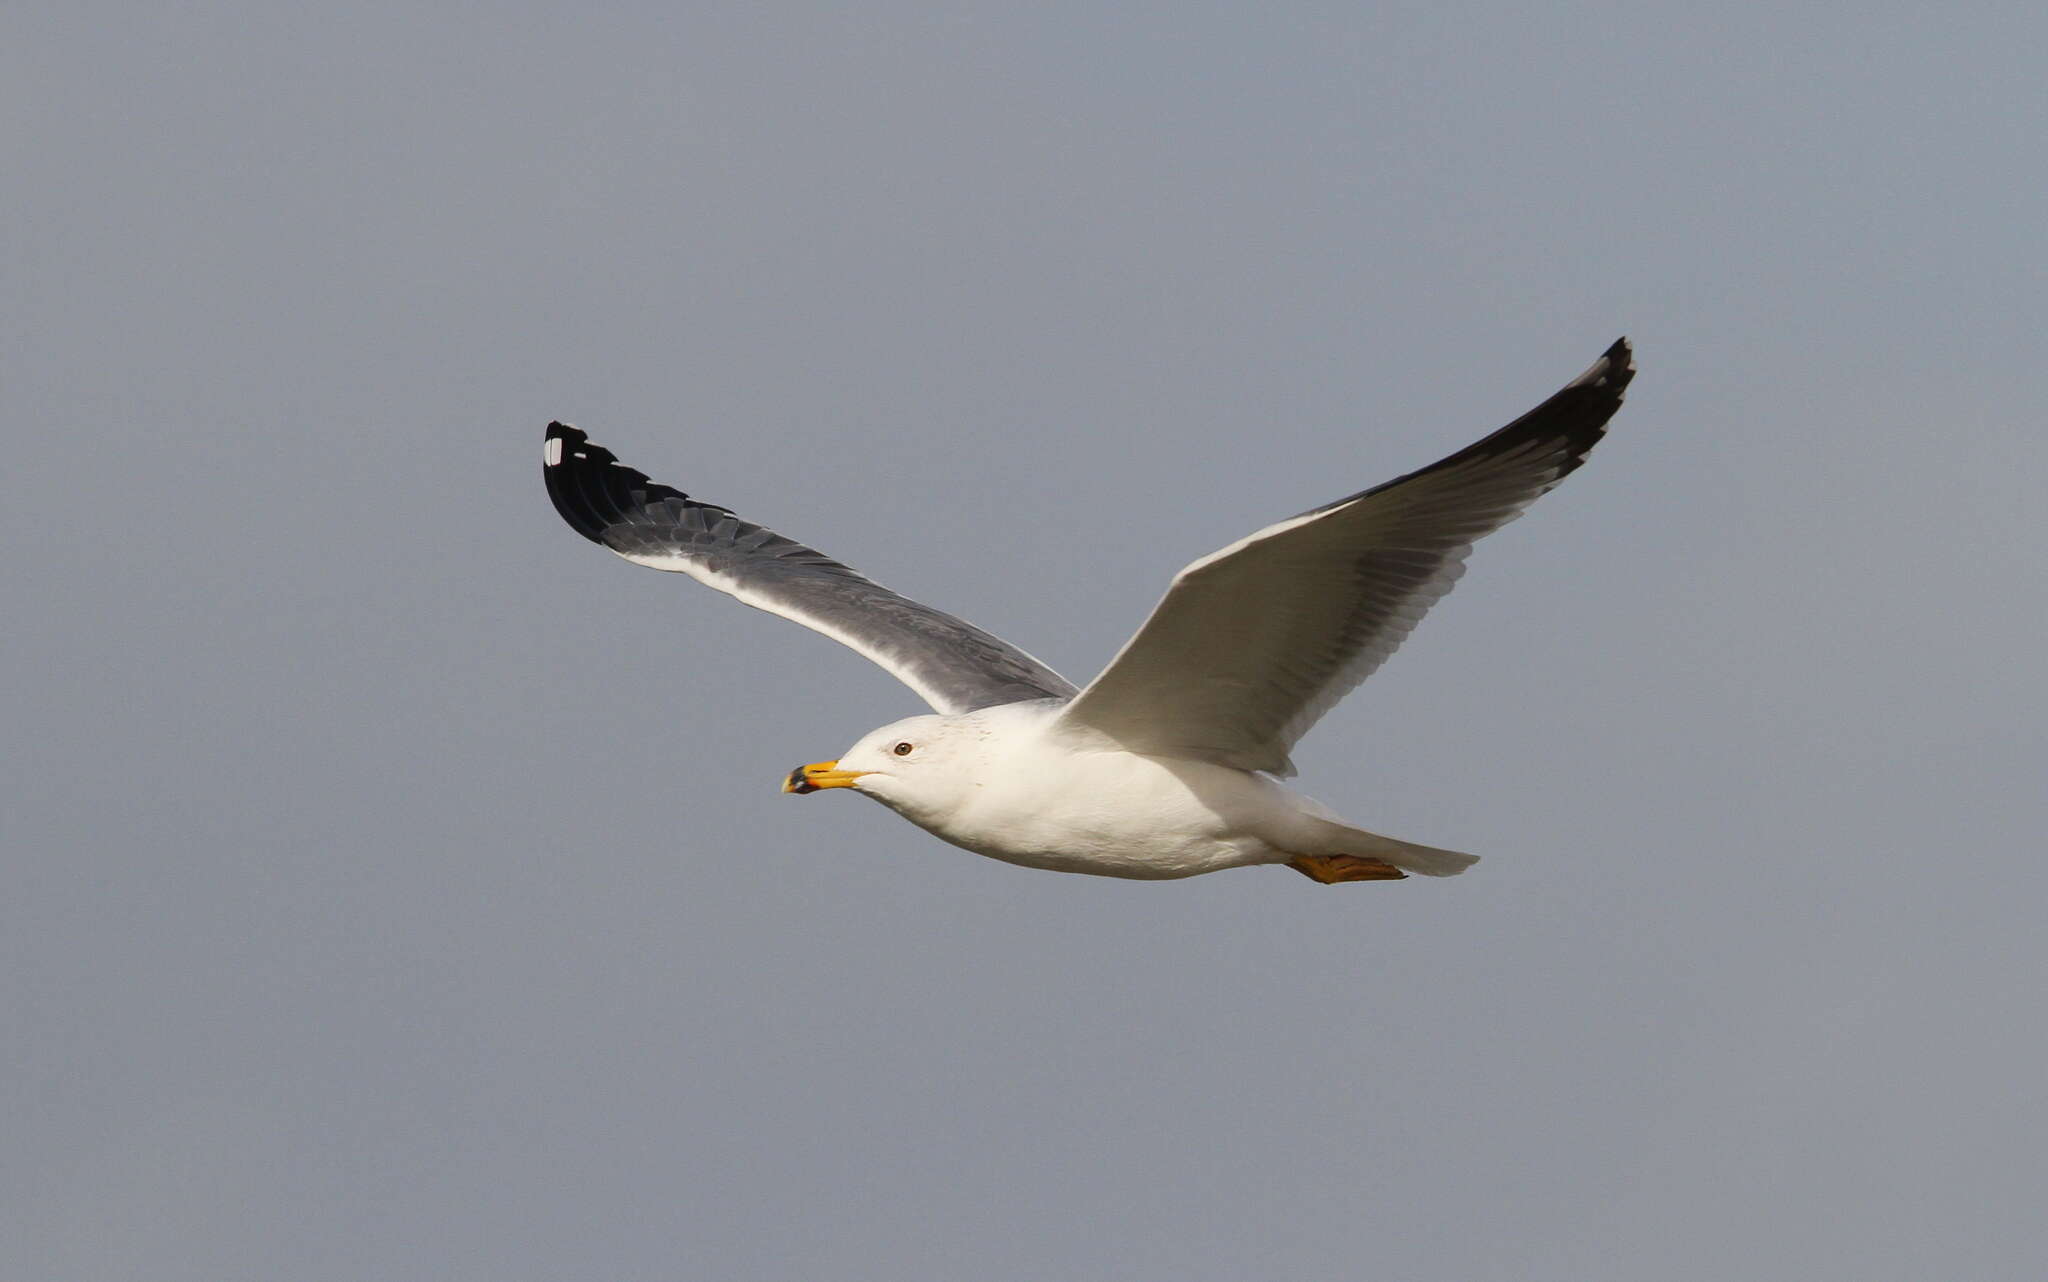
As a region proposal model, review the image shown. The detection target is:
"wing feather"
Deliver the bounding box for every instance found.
[543,424,1076,714]
[1052,339,1634,775]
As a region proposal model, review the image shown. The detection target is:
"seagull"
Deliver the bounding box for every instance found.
[544,339,1632,884]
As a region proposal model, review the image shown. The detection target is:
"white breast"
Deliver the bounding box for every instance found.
[926,731,1310,879]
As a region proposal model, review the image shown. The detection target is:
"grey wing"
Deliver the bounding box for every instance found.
[543,424,1076,714]
[1052,338,1634,775]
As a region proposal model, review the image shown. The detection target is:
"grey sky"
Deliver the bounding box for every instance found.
[7,3,2044,1279]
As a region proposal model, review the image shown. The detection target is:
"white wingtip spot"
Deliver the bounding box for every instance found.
[543,437,564,466]
[1569,353,1617,390]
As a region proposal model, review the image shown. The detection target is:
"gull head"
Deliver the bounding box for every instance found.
[780,711,1002,825]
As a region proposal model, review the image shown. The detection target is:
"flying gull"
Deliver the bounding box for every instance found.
[543,338,1633,883]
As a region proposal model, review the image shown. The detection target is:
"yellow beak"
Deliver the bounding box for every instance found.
[781,760,868,794]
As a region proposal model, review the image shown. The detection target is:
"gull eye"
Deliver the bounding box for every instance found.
[892,741,914,756]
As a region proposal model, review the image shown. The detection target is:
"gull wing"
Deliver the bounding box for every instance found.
[1052,339,1634,775]
[543,424,1076,714]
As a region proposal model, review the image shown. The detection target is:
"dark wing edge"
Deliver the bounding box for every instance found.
[543,421,726,544]
[541,423,1076,714]
[1313,336,1634,519]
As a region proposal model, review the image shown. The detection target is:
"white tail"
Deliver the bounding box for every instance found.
[1307,819,1480,877]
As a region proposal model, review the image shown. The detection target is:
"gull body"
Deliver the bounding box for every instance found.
[790,702,1471,880]
[544,338,1634,884]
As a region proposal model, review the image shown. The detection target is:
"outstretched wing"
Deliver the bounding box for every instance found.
[1053,339,1634,775]
[543,424,1076,713]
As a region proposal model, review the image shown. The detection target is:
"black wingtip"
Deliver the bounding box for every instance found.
[1527,336,1635,475]
[1350,337,1636,504]
[1568,337,1635,395]
[1603,336,1634,387]
[542,421,695,546]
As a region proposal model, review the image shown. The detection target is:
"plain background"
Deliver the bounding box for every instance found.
[7,3,2044,1279]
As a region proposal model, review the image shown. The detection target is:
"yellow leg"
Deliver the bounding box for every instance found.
[1287,855,1408,884]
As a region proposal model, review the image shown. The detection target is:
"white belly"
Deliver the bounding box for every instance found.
[919,746,1313,879]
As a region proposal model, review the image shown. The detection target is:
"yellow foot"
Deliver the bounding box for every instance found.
[1287,855,1408,884]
